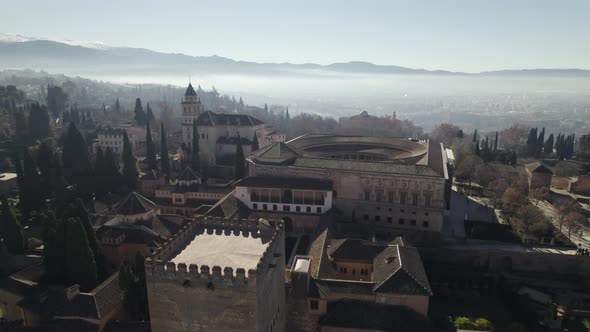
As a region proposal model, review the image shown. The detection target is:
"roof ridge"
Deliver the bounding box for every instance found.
[397,247,432,295]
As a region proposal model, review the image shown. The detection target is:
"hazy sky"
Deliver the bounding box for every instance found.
[1,0,589,72]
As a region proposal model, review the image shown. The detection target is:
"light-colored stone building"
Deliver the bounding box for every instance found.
[146,217,286,332]
[97,126,143,155]
[247,135,450,236]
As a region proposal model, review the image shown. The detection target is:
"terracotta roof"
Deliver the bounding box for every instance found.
[525,162,553,174]
[327,239,385,262]
[196,110,264,127]
[372,246,432,296]
[235,176,333,191]
[109,192,156,216]
[204,192,251,219]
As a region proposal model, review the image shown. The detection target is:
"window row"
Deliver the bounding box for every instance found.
[362,214,430,228]
[252,203,322,214]
[364,190,432,208]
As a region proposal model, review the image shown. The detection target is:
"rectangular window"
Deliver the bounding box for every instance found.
[296,206,301,212]
[425,195,431,208]
[387,217,393,224]
[310,300,319,310]
[412,193,419,207]
[283,205,290,212]
[253,203,258,209]
[375,191,383,202]
[399,192,406,205]
[273,204,278,211]
[316,207,322,213]
[263,204,268,210]
[364,190,371,201]
[306,206,311,213]
[410,220,417,226]
[375,215,381,222]
[423,221,429,228]
[363,214,369,221]
[388,191,394,203]
[398,218,405,225]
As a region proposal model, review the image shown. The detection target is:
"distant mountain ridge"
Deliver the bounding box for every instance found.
[0,32,589,77]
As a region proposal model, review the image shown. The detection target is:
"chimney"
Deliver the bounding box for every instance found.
[291,256,311,299]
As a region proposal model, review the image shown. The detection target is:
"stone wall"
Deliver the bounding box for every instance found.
[146,216,286,332]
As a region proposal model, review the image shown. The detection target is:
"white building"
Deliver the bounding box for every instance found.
[97,127,142,154]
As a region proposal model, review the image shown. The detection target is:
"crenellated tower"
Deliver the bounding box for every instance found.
[181,82,203,148]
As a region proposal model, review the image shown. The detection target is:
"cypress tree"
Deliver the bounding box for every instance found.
[234,135,245,180]
[146,103,154,123]
[62,122,93,195]
[493,131,499,152]
[114,97,121,113]
[51,153,69,212]
[0,195,25,254]
[146,123,157,171]
[472,129,478,143]
[526,127,537,155]
[133,98,146,125]
[475,141,480,156]
[285,107,290,122]
[252,133,259,151]
[160,122,170,179]
[122,132,139,189]
[191,121,200,171]
[94,147,107,198]
[14,108,28,144]
[37,141,54,199]
[28,103,51,142]
[104,147,122,193]
[22,149,43,215]
[536,127,545,156]
[544,134,554,155]
[62,217,98,290]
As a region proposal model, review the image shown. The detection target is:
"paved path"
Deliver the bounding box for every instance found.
[533,199,590,249]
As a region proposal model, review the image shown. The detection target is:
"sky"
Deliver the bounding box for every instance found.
[1,0,589,72]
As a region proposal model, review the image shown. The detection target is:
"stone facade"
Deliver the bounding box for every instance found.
[146,217,286,332]
[248,136,449,235]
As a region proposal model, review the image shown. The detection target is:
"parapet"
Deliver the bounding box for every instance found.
[146,216,284,289]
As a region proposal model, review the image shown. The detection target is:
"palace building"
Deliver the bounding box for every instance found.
[247,134,450,237]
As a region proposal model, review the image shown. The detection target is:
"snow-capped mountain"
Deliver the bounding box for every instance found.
[0,32,111,49]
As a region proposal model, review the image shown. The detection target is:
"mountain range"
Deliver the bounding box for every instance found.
[0,32,588,77]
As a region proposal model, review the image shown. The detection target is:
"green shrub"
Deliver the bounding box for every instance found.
[454,316,476,329]
[474,318,493,331]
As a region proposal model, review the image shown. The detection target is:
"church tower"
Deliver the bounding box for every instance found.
[181,83,203,148]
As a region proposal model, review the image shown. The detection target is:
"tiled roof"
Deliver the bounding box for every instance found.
[525,162,553,174]
[320,299,430,331]
[185,83,197,96]
[234,176,333,191]
[176,166,201,181]
[141,169,162,180]
[293,157,442,177]
[109,192,156,216]
[204,192,251,219]
[327,239,385,262]
[195,110,264,127]
[251,142,301,164]
[373,246,432,296]
[98,216,167,244]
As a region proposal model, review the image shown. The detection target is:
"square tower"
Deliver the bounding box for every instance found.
[181,83,203,148]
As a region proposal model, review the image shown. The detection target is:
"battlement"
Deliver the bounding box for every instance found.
[146,216,284,289]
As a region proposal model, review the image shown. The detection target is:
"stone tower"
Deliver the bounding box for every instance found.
[181,83,203,148]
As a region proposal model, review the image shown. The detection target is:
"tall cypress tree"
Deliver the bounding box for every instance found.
[94,147,107,198]
[493,131,499,152]
[234,135,245,180]
[146,103,154,123]
[536,127,545,156]
[160,122,170,179]
[133,98,146,125]
[146,123,157,171]
[527,127,538,156]
[62,122,93,195]
[544,133,554,155]
[0,195,25,254]
[28,103,51,142]
[61,217,97,290]
[191,121,200,171]
[122,132,139,189]
[37,141,54,199]
[51,153,69,212]
[22,149,43,215]
[104,147,122,193]
[472,129,478,143]
[252,133,259,151]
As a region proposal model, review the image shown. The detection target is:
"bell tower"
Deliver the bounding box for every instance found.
[181,82,202,148]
